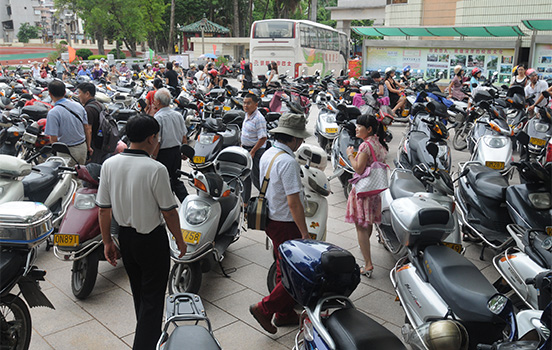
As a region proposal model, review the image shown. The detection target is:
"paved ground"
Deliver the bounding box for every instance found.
[22,102,508,349]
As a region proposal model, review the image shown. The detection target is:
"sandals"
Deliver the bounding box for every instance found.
[360,266,374,278]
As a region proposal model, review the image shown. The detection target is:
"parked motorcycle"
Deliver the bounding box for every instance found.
[378,143,462,260]
[0,201,55,349]
[191,116,241,171]
[168,145,252,294]
[279,239,408,350]
[524,91,552,162]
[156,293,221,350]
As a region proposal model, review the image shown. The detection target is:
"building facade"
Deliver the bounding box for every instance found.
[0,0,41,42]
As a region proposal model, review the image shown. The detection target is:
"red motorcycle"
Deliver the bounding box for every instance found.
[52,163,119,299]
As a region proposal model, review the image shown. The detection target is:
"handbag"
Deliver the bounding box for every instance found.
[349,141,389,197]
[246,151,286,230]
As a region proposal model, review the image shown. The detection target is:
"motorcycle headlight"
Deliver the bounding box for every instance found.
[483,136,508,148]
[74,193,96,210]
[199,134,220,145]
[535,123,549,133]
[528,192,551,209]
[185,200,211,225]
[325,114,336,123]
[304,200,319,218]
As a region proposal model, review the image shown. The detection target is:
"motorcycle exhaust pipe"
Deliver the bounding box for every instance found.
[402,320,469,350]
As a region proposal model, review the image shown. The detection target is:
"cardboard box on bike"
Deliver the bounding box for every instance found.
[390,196,455,247]
[0,201,53,248]
[279,240,360,308]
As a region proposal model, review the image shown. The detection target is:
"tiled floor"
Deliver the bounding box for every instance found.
[24,105,502,349]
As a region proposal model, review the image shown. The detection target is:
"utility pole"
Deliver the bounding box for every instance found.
[310,0,318,22]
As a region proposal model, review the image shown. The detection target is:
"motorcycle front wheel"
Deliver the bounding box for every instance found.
[452,125,469,151]
[0,293,32,350]
[168,262,202,294]
[71,249,99,300]
[267,261,277,293]
[339,172,352,199]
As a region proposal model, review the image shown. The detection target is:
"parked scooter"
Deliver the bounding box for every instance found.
[524,91,552,161]
[52,163,120,300]
[389,197,521,350]
[191,116,241,170]
[493,224,552,311]
[278,239,408,350]
[0,202,55,349]
[266,144,331,292]
[378,143,462,259]
[168,145,252,294]
[156,293,221,350]
[314,95,339,154]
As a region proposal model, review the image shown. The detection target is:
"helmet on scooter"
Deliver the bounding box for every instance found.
[37,118,47,131]
[403,65,411,73]
[342,79,350,87]
[424,320,468,350]
[208,69,218,78]
[471,67,481,77]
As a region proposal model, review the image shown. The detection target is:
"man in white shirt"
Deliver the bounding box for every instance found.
[96,115,187,350]
[525,69,549,116]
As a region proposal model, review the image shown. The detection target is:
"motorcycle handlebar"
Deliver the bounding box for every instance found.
[176,169,192,178]
[58,166,76,172]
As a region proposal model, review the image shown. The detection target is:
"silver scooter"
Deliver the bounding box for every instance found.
[493,224,551,311]
[389,196,520,350]
[168,145,252,294]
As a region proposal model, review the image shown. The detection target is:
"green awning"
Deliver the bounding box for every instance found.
[178,18,230,34]
[353,25,526,37]
[522,19,552,31]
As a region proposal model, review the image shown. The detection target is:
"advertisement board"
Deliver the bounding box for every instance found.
[532,44,552,81]
[365,46,516,83]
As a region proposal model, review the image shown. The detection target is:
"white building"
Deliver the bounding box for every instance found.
[0,0,41,42]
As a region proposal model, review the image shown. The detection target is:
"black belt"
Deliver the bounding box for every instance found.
[68,141,86,147]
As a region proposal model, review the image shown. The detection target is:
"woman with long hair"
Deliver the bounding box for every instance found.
[266,61,279,85]
[447,65,468,101]
[345,114,388,278]
[511,63,528,87]
[384,68,405,115]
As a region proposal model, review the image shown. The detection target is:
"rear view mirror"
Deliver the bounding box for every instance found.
[180,144,195,159]
[472,83,478,88]
[516,131,529,146]
[426,142,439,158]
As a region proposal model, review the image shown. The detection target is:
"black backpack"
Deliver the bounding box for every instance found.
[89,102,119,153]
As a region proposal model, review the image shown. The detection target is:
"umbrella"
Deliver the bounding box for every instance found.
[199,53,217,59]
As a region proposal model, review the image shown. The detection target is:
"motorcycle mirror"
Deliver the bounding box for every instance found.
[426,142,439,159]
[479,100,490,110]
[501,85,509,90]
[472,83,478,88]
[180,144,195,159]
[40,145,52,154]
[489,89,496,98]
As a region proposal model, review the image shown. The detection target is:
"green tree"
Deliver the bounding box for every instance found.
[17,23,40,43]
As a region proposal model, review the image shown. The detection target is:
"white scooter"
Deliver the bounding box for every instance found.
[168,145,252,294]
[0,143,77,230]
[314,92,340,154]
[493,224,551,311]
[266,144,331,292]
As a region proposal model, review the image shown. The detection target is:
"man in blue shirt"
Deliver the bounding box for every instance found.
[45,80,92,166]
[77,63,92,78]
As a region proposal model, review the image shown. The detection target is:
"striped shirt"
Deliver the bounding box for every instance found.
[241,109,267,148]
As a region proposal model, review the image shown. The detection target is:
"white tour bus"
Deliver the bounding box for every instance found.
[250,19,349,79]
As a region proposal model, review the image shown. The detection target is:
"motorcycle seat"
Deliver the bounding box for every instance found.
[22,161,63,202]
[326,308,407,350]
[423,245,497,322]
[217,194,239,233]
[164,325,220,350]
[0,250,25,291]
[466,165,508,201]
[390,170,426,199]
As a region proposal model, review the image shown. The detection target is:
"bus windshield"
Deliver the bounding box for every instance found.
[253,21,294,38]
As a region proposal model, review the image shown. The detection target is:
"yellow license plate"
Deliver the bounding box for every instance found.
[443,242,462,254]
[223,106,231,111]
[547,226,552,236]
[181,229,201,245]
[339,88,345,92]
[350,92,356,97]
[402,109,410,117]
[325,128,338,133]
[530,137,546,146]
[485,161,505,170]
[193,156,205,164]
[309,233,317,240]
[54,234,79,247]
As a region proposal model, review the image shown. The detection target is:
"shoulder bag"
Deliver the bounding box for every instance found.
[246,150,285,230]
[349,141,389,198]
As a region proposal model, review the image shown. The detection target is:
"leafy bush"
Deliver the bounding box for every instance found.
[88,55,107,60]
[59,40,68,45]
[109,49,126,59]
[47,43,68,63]
[75,49,93,60]
[17,23,39,43]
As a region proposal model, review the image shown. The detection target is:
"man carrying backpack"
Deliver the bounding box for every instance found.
[77,82,116,164]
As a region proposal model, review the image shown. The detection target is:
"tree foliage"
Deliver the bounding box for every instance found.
[17,23,40,43]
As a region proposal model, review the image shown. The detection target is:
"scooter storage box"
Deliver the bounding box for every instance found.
[0,155,32,177]
[279,240,360,308]
[0,202,53,248]
[390,197,454,247]
[21,104,49,121]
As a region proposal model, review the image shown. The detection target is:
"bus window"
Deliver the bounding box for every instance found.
[253,21,294,38]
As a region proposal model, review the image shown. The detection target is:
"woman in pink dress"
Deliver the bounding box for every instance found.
[345,114,388,277]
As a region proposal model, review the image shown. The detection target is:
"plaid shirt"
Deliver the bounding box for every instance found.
[241,109,267,148]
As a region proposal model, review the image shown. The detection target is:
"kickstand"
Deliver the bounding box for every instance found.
[479,244,486,261]
[218,260,236,278]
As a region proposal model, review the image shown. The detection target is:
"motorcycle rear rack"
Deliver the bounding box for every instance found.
[52,239,102,262]
[492,246,534,310]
